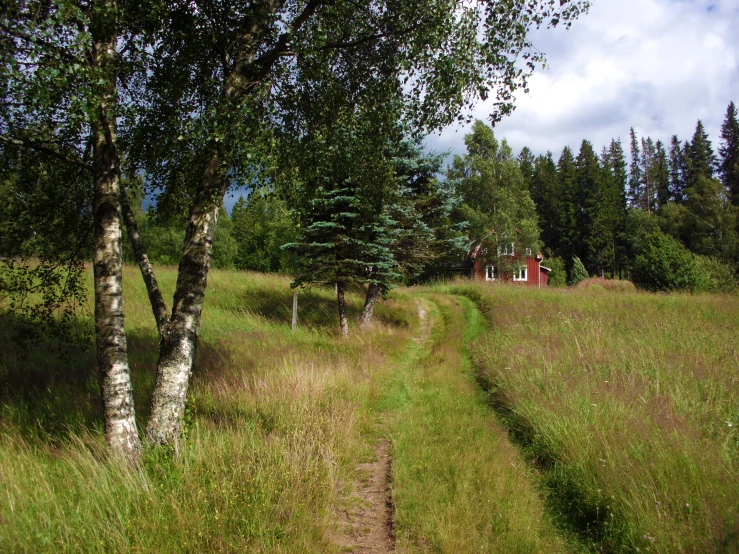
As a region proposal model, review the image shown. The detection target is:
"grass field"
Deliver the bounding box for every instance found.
[1,268,738,553]
[448,281,739,553]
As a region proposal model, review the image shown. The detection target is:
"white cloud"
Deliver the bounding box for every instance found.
[426,0,739,161]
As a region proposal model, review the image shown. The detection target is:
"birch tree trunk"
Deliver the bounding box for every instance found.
[337,279,350,339]
[357,283,381,330]
[145,155,224,445]
[120,186,169,332]
[90,18,141,459]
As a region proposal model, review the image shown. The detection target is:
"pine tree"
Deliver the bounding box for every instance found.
[629,128,643,208]
[719,101,739,206]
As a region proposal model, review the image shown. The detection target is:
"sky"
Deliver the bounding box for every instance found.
[426,0,739,161]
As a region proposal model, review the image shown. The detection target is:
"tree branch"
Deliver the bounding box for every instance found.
[0,134,92,170]
[0,22,81,64]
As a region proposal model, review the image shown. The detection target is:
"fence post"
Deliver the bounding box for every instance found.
[292,291,298,333]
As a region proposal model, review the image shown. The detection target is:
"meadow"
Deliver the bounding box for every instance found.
[1,267,738,553]
[449,281,739,553]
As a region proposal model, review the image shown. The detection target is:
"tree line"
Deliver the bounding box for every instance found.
[519,101,739,290]
[0,0,588,458]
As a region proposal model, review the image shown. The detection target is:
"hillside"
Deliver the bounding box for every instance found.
[1,268,738,553]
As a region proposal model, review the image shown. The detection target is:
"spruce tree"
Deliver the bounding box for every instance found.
[687,120,717,185]
[288,185,397,338]
[518,146,537,198]
[641,137,657,212]
[669,136,687,203]
[532,153,560,254]
[608,139,629,277]
[557,146,579,271]
[575,140,601,272]
[719,101,739,206]
[653,141,671,210]
[629,128,643,208]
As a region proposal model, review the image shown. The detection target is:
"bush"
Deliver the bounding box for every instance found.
[542,256,567,287]
[567,256,588,286]
[630,231,697,292]
[693,256,737,293]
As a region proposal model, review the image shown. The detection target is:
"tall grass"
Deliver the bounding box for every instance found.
[451,282,739,553]
[0,266,415,552]
[382,293,571,553]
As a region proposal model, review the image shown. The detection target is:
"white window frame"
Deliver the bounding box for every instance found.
[497,243,515,257]
[485,265,496,281]
[525,248,532,257]
[513,266,527,282]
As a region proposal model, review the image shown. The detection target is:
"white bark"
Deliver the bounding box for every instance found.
[337,279,349,339]
[357,283,381,330]
[90,9,141,459]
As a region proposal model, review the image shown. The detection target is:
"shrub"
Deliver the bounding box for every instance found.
[630,231,697,292]
[693,256,738,293]
[542,256,567,287]
[567,256,588,286]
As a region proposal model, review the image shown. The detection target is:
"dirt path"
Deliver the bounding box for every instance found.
[334,439,395,553]
[333,302,434,553]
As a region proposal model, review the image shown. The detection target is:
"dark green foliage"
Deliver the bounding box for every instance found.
[518,146,536,195]
[686,120,717,186]
[556,147,579,268]
[0,137,93,351]
[231,193,298,274]
[630,230,697,292]
[628,128,642,208]
[449,120,540,272]
[574,140,600,271]
[286,186,397,290]
[388,141,467,284]
[683,176,738,264]
[669,136,687,203]
[568,256,588,286]
[719,102,739,206]
[530,153,559,253]
[653,141,671,210]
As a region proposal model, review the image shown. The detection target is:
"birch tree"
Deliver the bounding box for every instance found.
[0,0,151,458]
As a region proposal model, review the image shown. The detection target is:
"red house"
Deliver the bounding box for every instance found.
[469,241,550,287]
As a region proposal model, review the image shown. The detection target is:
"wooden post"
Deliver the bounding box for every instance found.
[292,291,298,333]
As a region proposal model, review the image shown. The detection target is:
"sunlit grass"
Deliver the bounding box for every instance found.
[0,265,415,552]
[449,281,739,553]
[382,293,571,553]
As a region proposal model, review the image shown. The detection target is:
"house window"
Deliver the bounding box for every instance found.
[525,248,532,257]
[514,266,527,282]
[497,243,515,256]
[485,265,496,281]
